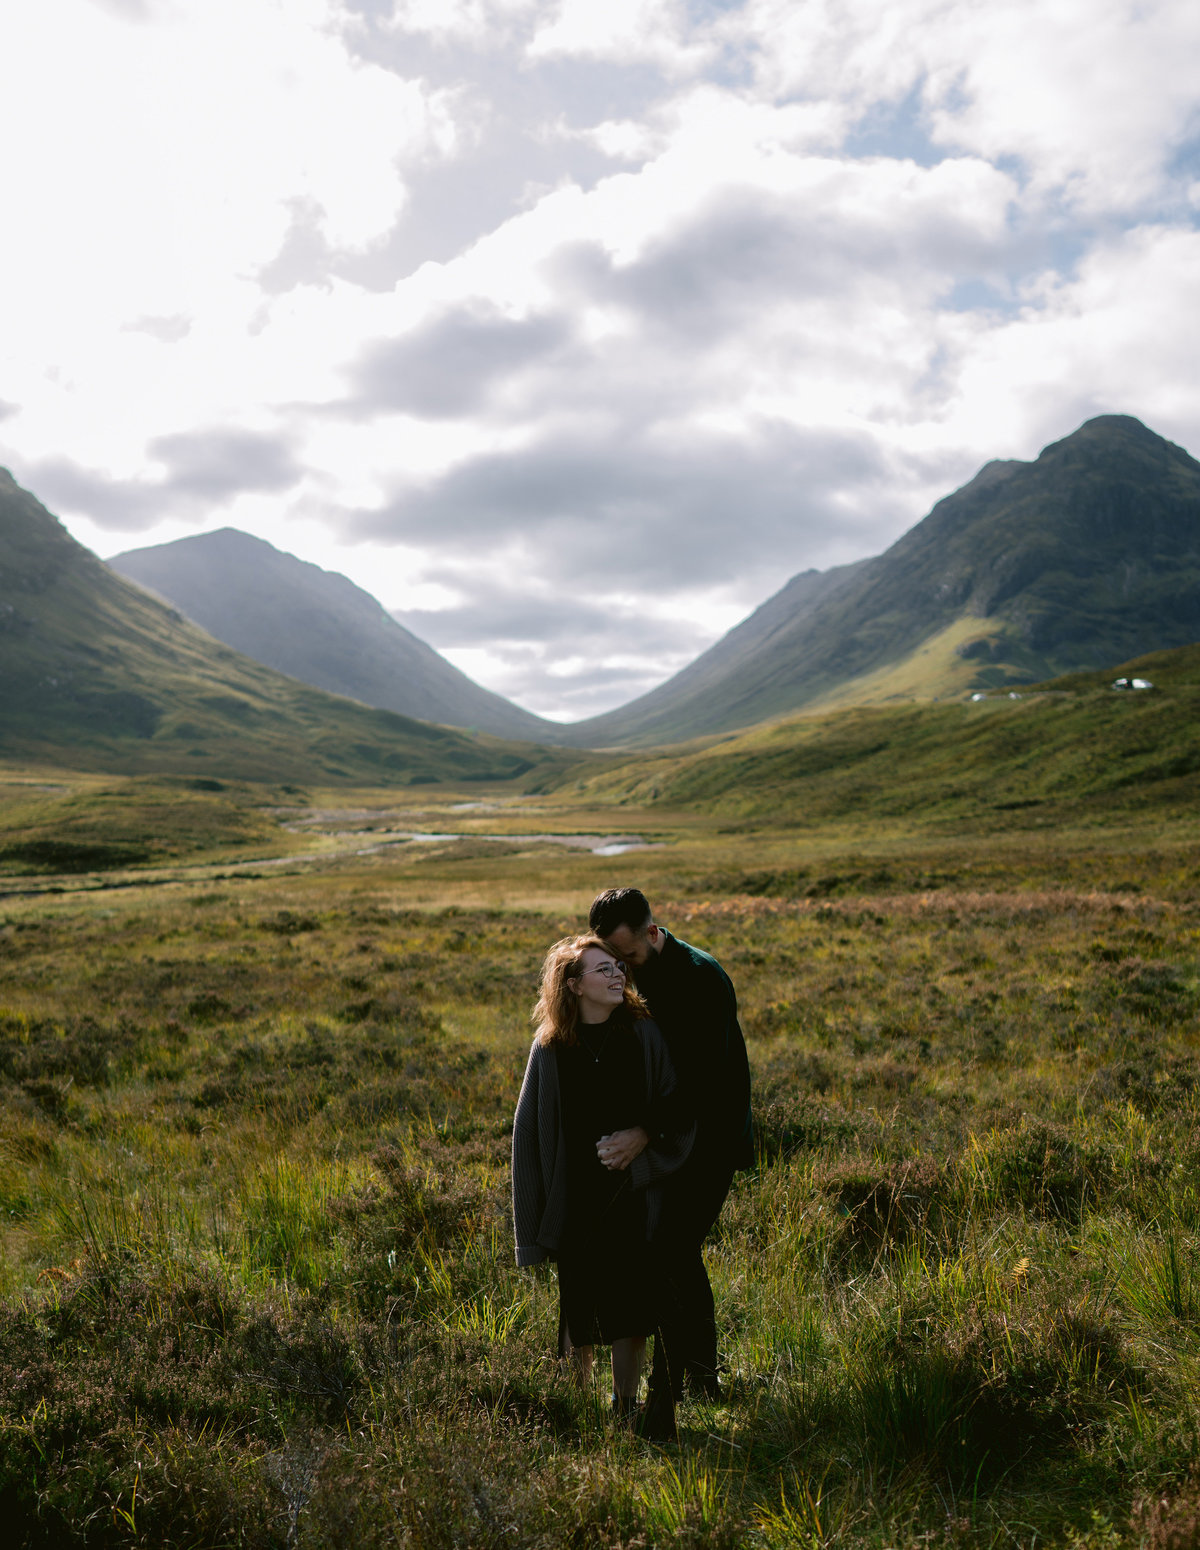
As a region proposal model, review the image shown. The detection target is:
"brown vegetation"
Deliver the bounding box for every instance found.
[0,790,1198,1545]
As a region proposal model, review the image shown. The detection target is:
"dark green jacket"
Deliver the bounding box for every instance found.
[632,929,753,1173]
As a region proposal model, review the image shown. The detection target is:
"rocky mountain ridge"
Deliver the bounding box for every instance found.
[560,415,1200,745]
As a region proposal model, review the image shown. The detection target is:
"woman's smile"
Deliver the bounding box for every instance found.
[572,949,627,1021]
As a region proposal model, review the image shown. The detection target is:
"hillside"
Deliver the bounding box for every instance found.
[0,471,565,785]
[109,529,560,743]
[563,415,1200,746]
[561,557,875,748]
[558,639,1200,828]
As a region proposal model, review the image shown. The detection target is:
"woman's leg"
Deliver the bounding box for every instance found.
[562,1336,594,1388]
[558,1293,595,1386]
[611,1336,646,1399]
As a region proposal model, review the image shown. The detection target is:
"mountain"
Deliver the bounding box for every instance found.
[559,558,875,748]
[0,471,564,785]
[109,529,560,743]
[562,415,1200,746]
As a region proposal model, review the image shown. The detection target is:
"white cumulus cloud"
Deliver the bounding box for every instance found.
[0,0,1196,719]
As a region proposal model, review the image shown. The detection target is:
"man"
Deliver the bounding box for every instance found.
[589,887,753,1430]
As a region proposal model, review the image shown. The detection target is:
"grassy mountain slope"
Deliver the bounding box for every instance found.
[558,640,1200,827]
[109,529,561,743]
[0,471,565,785]
[557,557,874,747]
[564,415,1200,746]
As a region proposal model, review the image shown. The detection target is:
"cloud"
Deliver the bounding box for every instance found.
[342,308,573,417]
[371,0,540,47]
[87,0,152,17]
[147,429,303,500]
[441,641,688,719]
[307,128,1020,469]
[546,154,1017,338]
[397,584,715,652]
[255,199,339,296]
[4,0,1200,721]
[0,2,453,341]
[394,576,724,716]
[528,0,715,73]
[123,314,193,342]
[23,429,302,531]
[350,417,902,587]
[327,10,688,287]
[918,0,1200,214]
[730,0,1200,216]
[401,595,723,715]
[941,224,1200,453]
[21,459,170,531]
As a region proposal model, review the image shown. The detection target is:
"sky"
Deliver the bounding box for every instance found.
[1,0,1198,721]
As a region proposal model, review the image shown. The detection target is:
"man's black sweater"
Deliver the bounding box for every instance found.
[632,928,753,1176]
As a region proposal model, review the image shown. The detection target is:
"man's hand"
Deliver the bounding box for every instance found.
[596,1126,650,1171]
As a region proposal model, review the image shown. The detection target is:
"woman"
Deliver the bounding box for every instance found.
[512,934,692,1426]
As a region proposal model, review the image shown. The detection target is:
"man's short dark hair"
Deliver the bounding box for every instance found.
[589,887,653,937]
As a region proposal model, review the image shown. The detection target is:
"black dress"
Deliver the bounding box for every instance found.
[555,1017,653,1350]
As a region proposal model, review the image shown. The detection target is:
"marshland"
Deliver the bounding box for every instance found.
[2,724,1199,1547]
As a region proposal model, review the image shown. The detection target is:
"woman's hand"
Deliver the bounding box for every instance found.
[596,1127,650,1171]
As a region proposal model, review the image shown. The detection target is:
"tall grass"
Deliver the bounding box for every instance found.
[0,813,1199,1544]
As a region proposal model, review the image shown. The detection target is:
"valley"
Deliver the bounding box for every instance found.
[2,417,1200,1545]
[1,758,1198,1546]
[105,416,1200,752]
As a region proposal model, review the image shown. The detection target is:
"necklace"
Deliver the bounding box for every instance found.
[578,1022,612,1064]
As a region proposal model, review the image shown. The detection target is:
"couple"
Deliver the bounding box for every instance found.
[511,887,753,1439]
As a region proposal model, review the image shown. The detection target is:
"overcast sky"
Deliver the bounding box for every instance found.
[2,0,1198,719]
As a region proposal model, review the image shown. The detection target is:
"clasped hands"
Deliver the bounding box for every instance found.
[596,1126,650,1171]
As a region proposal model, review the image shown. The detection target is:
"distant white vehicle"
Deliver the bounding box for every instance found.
[970,691,988,701]
[1112,677,1154,691]
[1008,691,1022,699]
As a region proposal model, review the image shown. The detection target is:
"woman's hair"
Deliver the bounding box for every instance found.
[532,933,647,1047]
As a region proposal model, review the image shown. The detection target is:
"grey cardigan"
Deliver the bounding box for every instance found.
[511,1016,693,1267]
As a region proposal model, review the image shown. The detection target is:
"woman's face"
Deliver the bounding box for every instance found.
[569,947,627,1021]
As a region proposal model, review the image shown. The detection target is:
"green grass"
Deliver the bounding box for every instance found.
[556,669,1200,833]
[0,770,307,874]
[1,783,1200,1546]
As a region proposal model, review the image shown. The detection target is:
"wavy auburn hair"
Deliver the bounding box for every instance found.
[532,933,647,1047]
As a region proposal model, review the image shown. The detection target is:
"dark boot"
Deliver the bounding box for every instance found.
[612,1393,639,1431]
[686,1363,722,1402]
[636,1383,677,1443]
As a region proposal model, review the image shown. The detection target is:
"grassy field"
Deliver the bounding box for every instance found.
[558,676,1200,833]
[1,775,1200,1547]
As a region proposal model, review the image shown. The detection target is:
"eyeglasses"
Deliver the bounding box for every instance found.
[577,960,627,980]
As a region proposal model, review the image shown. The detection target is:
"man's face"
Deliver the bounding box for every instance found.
[603,921,659,967]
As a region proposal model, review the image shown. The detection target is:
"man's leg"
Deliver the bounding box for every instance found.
[675,1237,720,1396]
[649,1164,735,1410]
[649,1232,687,1401]
[638,1221,693,1439]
